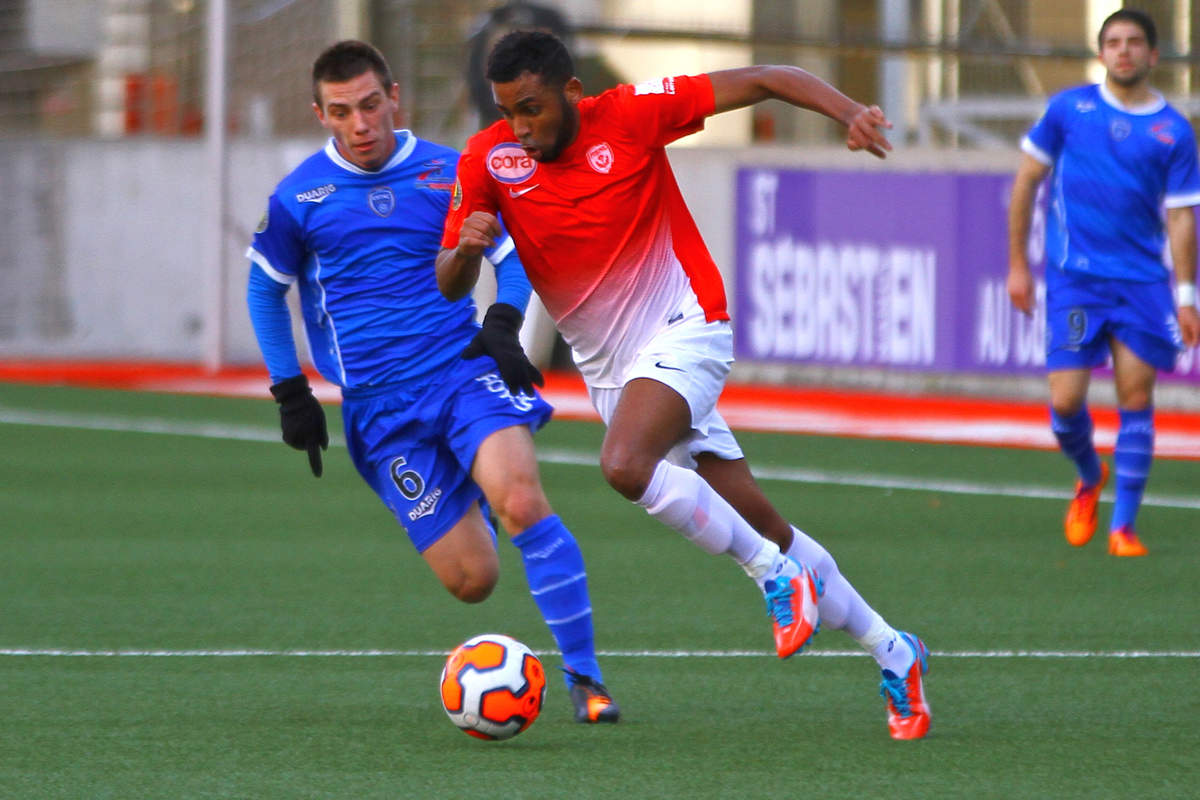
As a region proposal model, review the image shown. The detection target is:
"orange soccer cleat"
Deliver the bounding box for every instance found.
[1065,462,1109,546]
[1108,526,1148,557]
[879,632,931,740]
[762,557,822,658]
[565,669,620,723]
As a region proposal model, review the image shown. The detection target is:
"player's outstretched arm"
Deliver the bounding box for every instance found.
[1006,154,1051,316]
[708,66,892,158]
[1166,205,1200,347]
[437,211,502,301]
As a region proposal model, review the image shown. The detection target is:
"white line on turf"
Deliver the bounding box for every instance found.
[2,406,1198,510]
[2,648,1198,658]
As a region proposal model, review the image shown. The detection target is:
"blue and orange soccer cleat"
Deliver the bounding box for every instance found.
[564,669,620,723]
[1108,526,1148,557]
[762,557,822,658]
[1065,462,1108,546]
[879,632,931,740]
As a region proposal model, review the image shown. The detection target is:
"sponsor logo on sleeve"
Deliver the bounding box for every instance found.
[586,142,613,174]
[633,76,675,96]
[451,179,463,210]
[368,186,395,217]
[486,142,538,184]
[255,207,269,233]
[296,183,336,204]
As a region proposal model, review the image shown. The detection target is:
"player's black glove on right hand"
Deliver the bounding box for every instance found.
[462,302,545,395]
[269,374,328,478]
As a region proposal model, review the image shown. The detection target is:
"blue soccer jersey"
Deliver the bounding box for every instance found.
[1022,83,1200,282]
[246,130,520,394]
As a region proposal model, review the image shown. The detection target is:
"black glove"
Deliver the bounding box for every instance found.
[462,302,544,395]
[269,374,328,477]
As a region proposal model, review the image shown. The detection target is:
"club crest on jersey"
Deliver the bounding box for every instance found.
[368,186,395,217]
[296,183,336,204]
[487,142,537,184]
[587,142,613,174]
[1110,119,1131,141]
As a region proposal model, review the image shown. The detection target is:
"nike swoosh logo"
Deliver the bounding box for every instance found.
[508,184,540,198]
[655,361,686,372]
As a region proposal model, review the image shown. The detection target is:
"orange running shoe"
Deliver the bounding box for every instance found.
[565,670,620,723]
[1065,462,1109,546]
[880,632,931,740]
[762,557,822,658]
[1108,526,1148,557]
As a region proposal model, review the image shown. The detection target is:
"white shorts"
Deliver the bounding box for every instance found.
[586,312,744,468]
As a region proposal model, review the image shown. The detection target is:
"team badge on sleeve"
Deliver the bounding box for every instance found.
[255,207,269,233]
[451,179,462,210]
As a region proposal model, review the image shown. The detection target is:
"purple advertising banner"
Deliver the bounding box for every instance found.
[734,167,1200,384]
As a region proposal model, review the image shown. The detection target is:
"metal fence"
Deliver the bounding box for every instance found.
[5,1,1198,148]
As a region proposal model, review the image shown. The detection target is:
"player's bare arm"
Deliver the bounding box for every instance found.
[436,211,502,301]
[1007,154,1051,315]
[1166,205,1200,347]
[708,66,892,158]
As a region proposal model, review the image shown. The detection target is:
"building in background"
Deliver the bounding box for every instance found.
[3,1,1197,147]
[2,0,1199,401]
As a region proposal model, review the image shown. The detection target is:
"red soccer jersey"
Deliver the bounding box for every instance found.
[442,74,728,387]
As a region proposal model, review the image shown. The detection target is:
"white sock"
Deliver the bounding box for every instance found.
[784,526,912,673]
[740,538,780,585]
[636,461,767,566]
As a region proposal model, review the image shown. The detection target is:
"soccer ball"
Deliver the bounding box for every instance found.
[439,633,547,741]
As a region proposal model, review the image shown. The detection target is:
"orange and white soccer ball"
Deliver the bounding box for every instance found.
[439,633,547,740]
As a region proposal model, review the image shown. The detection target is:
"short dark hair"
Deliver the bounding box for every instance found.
[485,30,574,87]
[311,40,394,107]
[1098,8,1157,50]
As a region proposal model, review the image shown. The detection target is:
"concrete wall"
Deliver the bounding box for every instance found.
[4,137,1189,408]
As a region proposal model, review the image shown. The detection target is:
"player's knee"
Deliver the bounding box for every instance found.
[1050,397,1085,418]
[600,455,654,500]
[492,487,552,534]
[439,556,499,604]
[1118,391,1152,412]
[445,567,498,604]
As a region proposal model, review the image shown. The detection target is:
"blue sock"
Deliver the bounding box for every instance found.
[511,515,602,687]
[1111,407,1154,532]
[1050,405,1102,486]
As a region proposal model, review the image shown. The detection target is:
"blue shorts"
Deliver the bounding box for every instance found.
[340,357,553,553]
[1045,270,1182,372]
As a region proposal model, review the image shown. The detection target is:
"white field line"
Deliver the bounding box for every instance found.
[2,406,1198,510]
[2,648,1198,659]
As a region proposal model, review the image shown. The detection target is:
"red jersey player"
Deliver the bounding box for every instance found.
[438,30,930,740]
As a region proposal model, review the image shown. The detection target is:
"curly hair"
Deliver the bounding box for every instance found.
[485,30,574,87]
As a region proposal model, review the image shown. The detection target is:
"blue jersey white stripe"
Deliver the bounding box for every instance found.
[1023,83,1200,282]
[246,130,527,395]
